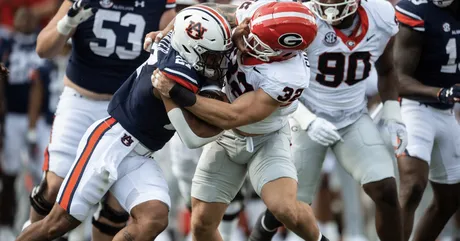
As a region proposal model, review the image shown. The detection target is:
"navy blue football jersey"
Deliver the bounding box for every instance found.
[108,32,203,151]
[396,0,460,109]
[66,0,176,95]
[0,33,44,114]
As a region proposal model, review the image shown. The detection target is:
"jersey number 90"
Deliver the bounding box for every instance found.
[316,51,371,88]
[90,9,146,60]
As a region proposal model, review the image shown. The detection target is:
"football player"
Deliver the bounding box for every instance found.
[16,6,233,241]
[27,0,175,239]
[247,0,406,240]
[154,2,328,241]
[0,8,47,240]
[394,0,460,240]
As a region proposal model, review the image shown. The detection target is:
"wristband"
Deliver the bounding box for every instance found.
[57,16,74,36]
[169,84,197,107]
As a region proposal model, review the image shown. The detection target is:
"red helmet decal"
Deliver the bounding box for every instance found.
[278,33,304,48]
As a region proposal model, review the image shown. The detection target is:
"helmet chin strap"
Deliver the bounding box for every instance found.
[324,7,340,24]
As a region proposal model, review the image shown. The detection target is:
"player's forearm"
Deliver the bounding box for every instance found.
[186,96,242,130]
[36,27,71,58]
[398,75,440,102]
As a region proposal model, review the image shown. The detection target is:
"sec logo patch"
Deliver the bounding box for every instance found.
[323,31,337,46]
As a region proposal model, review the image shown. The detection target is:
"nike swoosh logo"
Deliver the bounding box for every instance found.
[366,34,376,41]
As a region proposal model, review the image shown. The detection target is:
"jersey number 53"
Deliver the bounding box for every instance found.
[90,9,146,60]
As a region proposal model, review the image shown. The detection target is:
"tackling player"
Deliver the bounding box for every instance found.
[154,2,328,241]
[16,6,233,241]
[27,0,175,239]
[247,0,406,240]
[394,0,460,240]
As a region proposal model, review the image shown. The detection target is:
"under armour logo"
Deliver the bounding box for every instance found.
[121,134,134,147]
[135,1,145,7]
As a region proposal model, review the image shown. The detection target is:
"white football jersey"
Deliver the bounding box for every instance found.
[225,52,311,134]
[301,0,398,128]
[224,0,310,134]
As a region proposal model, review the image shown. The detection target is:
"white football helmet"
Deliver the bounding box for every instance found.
[172,6,233,80]
[307,0,359,25]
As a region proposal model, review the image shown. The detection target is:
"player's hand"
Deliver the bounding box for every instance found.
[380,120,407,157]
[438,84,460,105]
[26,129,39,161]
[152,69,175,97]
[232,18,250,54]
[57,0,98,36]
[307,118,342,146]
[379,100,408,157]
[144,31,166,52]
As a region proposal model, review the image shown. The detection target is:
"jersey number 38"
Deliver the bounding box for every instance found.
[90,9,146,60]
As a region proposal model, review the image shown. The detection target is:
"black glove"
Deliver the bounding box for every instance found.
[438,84,460,105]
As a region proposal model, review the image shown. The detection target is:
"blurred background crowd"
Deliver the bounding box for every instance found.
[0,0,459,241]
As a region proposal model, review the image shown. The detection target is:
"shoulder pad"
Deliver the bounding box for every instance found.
[395,0,427,31]
[157,48,201,93]
[364,0,399,36]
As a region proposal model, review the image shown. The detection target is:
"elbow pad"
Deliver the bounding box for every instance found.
[167,108,221,149]
[289,102,317,131]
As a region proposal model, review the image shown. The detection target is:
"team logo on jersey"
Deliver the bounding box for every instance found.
[323,32,337,46]
[346,40,356,47]
[99,0,113,8]
[278,33,304,48]
[186,21,207,40]
[135,1,145,7]
[443,23,451,32]
[121,134,134,147]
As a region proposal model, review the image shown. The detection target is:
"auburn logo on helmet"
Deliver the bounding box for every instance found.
[278,33,304,48]
[186,21,207,40]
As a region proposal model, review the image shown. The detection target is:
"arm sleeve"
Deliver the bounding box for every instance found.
[395,0,426,32]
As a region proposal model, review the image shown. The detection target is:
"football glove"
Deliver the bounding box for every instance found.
[307,118,342,146]
[57,0,98,36]
[379,100,408,157]
[438,84,460,105]
[290,103,342,146]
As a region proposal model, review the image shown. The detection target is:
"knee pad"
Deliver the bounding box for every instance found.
[29,175,54,216]
[263,209,283,230]
[92,201,130,236]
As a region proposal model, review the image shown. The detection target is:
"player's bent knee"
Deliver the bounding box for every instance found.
[363,178,399,207]
[131,200,169,238]
[266,202,298,225]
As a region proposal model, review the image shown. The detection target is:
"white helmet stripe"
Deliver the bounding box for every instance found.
[187,6,231,41]
[252,12,316,25]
